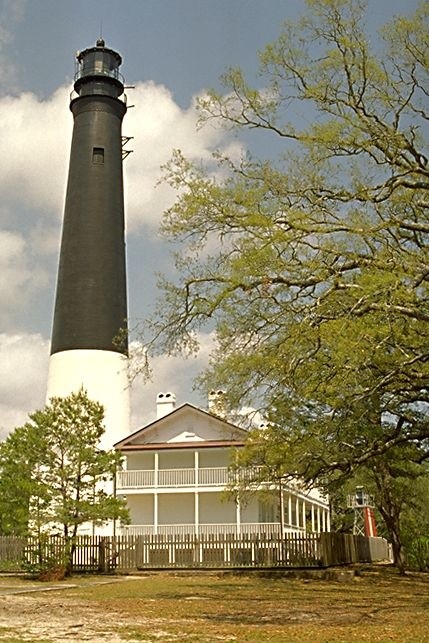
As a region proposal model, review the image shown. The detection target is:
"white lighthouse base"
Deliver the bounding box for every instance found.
[46,349,131,450]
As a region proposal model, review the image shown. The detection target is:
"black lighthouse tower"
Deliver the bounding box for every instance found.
[47,39,130,448]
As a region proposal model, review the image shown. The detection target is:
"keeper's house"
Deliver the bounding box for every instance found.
[114,392,330,536]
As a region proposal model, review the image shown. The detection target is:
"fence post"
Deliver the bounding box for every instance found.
[318,532,329,566]
[98,537,108,573]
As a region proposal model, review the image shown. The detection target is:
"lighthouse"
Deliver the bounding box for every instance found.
[47,39,130,449]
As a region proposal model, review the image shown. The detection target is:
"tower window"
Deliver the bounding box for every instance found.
[92,147,104,164]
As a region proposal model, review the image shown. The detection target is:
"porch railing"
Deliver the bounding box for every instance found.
[119,523,304,537]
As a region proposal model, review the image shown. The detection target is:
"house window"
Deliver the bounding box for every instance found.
[92,147,104,164]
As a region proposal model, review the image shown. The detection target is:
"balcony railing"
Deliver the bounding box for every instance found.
[117,467,232,489]
[116,467,312,494]
[119,469,154,487]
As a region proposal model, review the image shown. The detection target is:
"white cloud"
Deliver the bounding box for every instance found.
[0,230,49,329]
[124,82,244,231]
[0,86,71,218]
[0,332,49,440]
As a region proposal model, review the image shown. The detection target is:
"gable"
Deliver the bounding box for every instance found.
[115,403,247,449]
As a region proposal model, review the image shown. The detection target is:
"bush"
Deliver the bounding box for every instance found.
[405,537,429,572]
[23,535,67,580]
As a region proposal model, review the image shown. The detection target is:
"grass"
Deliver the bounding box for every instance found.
[80,569,429,642]
[0,566,428,642]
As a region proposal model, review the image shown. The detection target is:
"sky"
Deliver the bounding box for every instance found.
[0,0,421,440]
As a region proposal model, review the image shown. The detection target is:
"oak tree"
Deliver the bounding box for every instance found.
[146,0,428,567]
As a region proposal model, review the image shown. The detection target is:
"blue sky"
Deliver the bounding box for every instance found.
[0,0,422,439]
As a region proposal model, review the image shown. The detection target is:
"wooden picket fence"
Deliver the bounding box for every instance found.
[119,533,322,569]
[0,532,389,573]
[0,536,27,571]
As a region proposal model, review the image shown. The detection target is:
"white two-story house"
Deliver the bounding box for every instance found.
[114,392,330,537]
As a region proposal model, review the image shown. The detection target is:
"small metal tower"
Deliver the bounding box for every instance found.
[347,486,378,537]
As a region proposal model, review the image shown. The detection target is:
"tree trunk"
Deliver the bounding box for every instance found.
[64,525,76,577]
[383,513,406,574]
[373,464,407,575]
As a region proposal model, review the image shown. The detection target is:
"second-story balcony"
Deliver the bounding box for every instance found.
[117,467,236,490]
[115,467,327,501]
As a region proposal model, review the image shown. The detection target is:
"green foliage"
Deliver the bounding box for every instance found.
[401,474,429,571]
[0,422,47,536]
[22,533,68,578]
[0,390,129,573]
[405,537,429,572]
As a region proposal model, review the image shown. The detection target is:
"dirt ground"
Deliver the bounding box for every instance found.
[0,577,139,642]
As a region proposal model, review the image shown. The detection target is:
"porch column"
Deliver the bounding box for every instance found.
[295,498,300,529]
[317,506,321,533]
[322,509,326,532]
[311,505,315,532]
[194,451,199,535]
[326,508,331,532]
[194,492,199,535]
[302,500,306,533]
[279,482,285,536]
[153,494,158,535]
[288,495,292,527]
[154,452,159,488]
[194,450,199,486]
[154,452,159,535]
